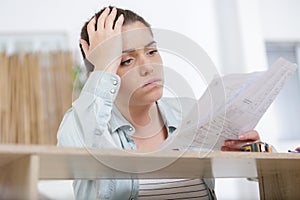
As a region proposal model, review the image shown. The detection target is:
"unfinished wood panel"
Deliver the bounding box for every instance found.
[258,159,300,200]
[0,154,39,200]
[0,145,299,199]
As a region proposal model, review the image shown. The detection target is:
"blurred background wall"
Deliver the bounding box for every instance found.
[0,0,300,199]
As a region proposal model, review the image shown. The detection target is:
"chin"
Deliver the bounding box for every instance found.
[130,87,163,105]
[148,90,163,102]
[136,91,163,106]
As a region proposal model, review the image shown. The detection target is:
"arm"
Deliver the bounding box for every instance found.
[57,8,131,200]
[57,72,133,200]
[57,7,124,148]
[57,71,120,148]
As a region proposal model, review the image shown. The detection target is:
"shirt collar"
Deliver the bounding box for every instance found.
[156,98,181,132]
[109,98,182,133]
[110,105,131,133]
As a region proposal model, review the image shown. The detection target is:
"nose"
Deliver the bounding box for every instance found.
[138,56,154,76]
[139,64,154,76]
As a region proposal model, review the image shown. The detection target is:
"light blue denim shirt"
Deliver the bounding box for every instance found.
[57,71,216,200]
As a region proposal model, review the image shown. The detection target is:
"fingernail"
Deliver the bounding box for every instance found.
[239,135,245,140]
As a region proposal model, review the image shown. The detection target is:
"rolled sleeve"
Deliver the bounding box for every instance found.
[81,71,121,102]
[57,71,121,148]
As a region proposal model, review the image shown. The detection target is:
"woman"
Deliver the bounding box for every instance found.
[57,6,261,199]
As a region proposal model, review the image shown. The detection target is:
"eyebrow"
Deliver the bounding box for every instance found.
[122,41,157,54]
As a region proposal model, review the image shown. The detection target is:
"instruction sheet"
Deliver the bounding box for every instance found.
[163,58,298,151]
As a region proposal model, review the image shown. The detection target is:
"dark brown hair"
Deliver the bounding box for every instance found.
[80,6,151,60]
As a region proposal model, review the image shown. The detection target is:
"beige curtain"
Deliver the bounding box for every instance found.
[0,51,74,145]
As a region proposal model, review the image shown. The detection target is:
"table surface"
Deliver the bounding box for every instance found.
[0,144,299,180]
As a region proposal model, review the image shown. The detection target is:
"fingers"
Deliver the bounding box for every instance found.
[238,130,260,141]
[87,17,96,36]
[221,146,241,151]
[88,7,121,34]
[222,130,261,151]
[100,7,123,31]
[105,7,117,30]
[223,140,249,150]
[115,14,124,32]
[97,7,110,30]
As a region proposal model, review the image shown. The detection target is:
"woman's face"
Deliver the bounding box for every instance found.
[116,22,164,107]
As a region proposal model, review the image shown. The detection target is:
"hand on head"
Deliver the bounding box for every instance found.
[80,7,124,73]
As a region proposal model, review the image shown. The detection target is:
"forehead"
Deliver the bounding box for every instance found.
[121,22,154,51]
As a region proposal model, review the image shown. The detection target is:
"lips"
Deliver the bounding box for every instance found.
[142,78,162,88]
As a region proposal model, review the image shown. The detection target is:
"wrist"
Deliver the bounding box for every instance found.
[87,42,121,73]
[94,59,120,74]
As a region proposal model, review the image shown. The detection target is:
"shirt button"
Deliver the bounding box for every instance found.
[129,127,133,131]
[110,89,116,94]
[113,80,118,85]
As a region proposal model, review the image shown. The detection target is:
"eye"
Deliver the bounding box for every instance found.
[120,58,133,66]
[147,49,158,56]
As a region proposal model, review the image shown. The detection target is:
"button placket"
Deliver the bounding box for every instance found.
[110,77,118,94]
[113,79,118,86]
[110,88,116,94]
[127,126,136,149]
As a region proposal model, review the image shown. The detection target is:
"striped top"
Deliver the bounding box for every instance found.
[138,179,209,200]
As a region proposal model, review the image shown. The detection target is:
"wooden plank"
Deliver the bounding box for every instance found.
[0,144,299,179]
[0,154,39,199]
[0,144,299,199]
[258,158,300,199]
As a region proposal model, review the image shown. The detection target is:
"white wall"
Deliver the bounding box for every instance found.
[1,0,300,199]
[0,0,221,98]
[257,0,300,150]
[0,0,221,67]
[260,0,300,41]
[215,1,300,199]
[215,0,268,74]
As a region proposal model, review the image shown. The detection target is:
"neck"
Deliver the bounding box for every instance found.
[117,102,156,127]
[116,101,165,138]
[116,100,168,150]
